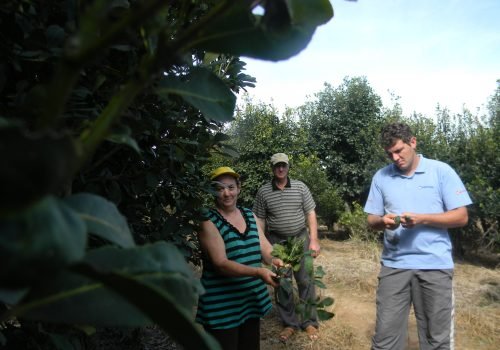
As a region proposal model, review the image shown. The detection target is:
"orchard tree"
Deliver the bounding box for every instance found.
[406,82,499,255]
[291,155,344,230]
[222,99,308,206]
[0,0,333,348]
[301,77,386,203]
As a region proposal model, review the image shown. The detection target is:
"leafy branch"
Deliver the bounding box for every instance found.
[270,237,334,321]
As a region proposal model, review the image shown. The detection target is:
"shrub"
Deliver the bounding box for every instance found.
[338,202,378,242]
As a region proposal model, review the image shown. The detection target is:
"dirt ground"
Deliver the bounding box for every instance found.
[259,238,500,350]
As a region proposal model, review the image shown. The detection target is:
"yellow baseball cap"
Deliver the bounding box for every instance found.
[209,166,240,180]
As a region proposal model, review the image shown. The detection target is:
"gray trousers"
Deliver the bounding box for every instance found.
[372,266,454,350]
[268,229,318,330]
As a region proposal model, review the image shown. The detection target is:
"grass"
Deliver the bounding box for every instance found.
[259,238,500,350]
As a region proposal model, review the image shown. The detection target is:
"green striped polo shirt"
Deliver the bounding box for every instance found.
[253,178,316,237]
[195,207,272,329]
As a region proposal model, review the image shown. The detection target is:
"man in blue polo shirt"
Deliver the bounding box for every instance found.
[364,122,472,350]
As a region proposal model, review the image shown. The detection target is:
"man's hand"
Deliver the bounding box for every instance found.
[309,238,320,258]
[400,213,416,228]
[383,213,401,230]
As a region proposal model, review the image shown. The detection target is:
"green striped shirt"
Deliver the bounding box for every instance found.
[196,207,272,329]
[253,178,316,237]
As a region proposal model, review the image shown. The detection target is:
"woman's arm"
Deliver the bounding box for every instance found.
[199,220,279,286]
[254,214,283,268]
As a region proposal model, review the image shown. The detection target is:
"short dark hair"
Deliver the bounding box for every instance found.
[380,122,414,148]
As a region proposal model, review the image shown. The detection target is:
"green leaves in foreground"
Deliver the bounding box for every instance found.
[0,193,134,288]
[157,67,236,122]
[0,127,79,213]
[1,243,217,350]
[194,0,333,61]
[0,196,87,287]
[0,194,219,349]
[63,193,135,248]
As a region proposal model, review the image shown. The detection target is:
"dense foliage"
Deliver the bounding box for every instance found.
[410,98,500,255]
[225,79,499,256]
[222,100,308,206]
[300,77,387,202]
[0,0,333,348]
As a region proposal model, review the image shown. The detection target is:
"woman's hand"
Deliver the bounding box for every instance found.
[271,257,284,268]
[257,267,280,287]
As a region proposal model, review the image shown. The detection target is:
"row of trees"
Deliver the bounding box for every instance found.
[219,77,499,255]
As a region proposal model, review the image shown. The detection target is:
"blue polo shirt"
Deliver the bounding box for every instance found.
[364,155,472,269]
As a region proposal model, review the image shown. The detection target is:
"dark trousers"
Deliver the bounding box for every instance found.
[204,317,260,350]
[268,229,318,330]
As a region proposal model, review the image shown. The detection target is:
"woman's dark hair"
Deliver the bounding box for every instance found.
[380,122,414,148]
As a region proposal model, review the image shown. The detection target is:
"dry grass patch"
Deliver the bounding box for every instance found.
[258,238,500,350]
[322,240,380,296]
[453,262,500,349]
[260,307,367,350]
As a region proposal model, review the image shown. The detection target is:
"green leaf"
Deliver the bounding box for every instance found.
[295,302,305,317]
[193,0,333,61]
[317,296,334,308]
[287,0,333,26]
[5,242,203,326]
[0,128,78,213]
[47,333,76,350]
[314,280,326,289]
[317,309,335,321]
[157,67,236,122]
[218,144,240,158]
[304,254,314,275]
[74,265,219,350]
[0,331,5,347]
[314,265,326,278]
[394,216,401,226]
[0,196,87,287]
[63,193,135,248]
[271,244,286,259]
[46,25,66,49]
[106,124,141,154]
[0,287,29,305]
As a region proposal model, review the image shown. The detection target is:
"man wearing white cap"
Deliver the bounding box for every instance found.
[253,153,320,342]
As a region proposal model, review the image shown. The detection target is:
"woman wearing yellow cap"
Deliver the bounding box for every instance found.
[196,166,282,350]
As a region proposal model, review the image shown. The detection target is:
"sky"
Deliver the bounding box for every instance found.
[240,0,500,117]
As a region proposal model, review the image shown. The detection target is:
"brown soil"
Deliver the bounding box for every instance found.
[259,239,500,350]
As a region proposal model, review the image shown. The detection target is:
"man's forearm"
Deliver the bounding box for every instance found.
[403,206,469,229]
[367,207,469,231]
[367,214,386,231]
[306,210,318,240]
